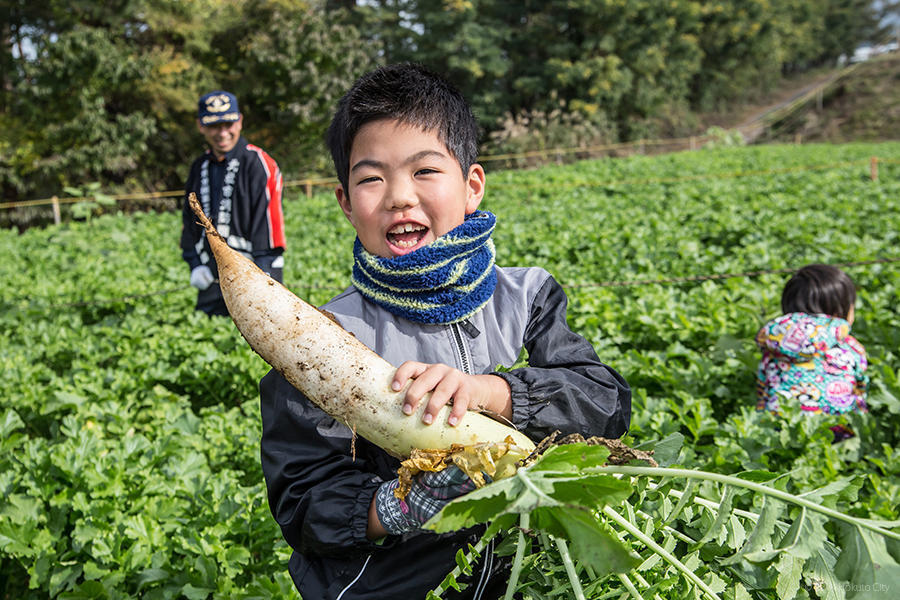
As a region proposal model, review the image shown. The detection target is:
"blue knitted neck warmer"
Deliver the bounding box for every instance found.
[351,211,497,324]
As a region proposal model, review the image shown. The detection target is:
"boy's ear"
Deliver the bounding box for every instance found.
[336,185,353,221]
[465,163,486,214]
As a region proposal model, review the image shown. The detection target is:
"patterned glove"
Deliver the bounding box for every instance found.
[190,265,215,290]
[374,465,476,535]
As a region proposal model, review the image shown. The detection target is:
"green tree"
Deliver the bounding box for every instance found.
[209,0,374,176]
[10,27,159,195]
[688,0,789,110]
[332,0,889,144]
[344,0,705,138]
[820,0,884,61]
[1,0,374,202]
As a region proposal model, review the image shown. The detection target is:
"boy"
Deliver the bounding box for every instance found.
[259,63,630,599]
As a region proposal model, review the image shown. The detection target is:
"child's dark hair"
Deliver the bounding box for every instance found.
[326,63,479,192]
[781,263,856,319]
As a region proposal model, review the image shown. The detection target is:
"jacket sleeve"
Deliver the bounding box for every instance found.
[493,276,631,440]
[259,369,386,558]
[246,147,286,256]
[180,159,203,271]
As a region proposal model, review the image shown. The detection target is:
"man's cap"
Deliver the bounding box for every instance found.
[198,91,240,125]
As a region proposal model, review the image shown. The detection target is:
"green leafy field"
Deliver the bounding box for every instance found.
[2,142,899,599]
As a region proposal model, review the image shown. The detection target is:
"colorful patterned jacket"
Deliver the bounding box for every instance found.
[755,312,868,415]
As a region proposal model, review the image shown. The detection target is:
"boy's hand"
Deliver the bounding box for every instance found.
[391,361,512,426]
[373,466,476,536]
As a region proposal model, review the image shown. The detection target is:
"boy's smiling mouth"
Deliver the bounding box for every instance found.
[387,222,428,253]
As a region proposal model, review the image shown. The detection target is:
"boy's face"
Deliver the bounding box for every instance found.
[336,119,485,258]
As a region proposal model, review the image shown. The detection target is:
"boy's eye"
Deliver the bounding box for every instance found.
[357,176,381,185]
[415,168,438,176]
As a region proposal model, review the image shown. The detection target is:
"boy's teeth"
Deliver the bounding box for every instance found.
[387,223,428,249]
[389,223,425,234]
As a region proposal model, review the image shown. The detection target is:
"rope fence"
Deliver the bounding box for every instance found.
[559,257,900,289]
[2,154,896,215]
[1,135,713,212]
[13,257,900,313]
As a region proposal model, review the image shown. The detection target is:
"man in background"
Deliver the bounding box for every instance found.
[181,90,285,316]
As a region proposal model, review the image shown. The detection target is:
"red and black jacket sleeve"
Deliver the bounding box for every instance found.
[245,144,286,281]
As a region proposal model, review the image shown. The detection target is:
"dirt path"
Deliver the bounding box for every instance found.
[698,68,844,142]
[736,74,838,128]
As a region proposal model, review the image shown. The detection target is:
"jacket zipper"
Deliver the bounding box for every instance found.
[449,323,496,597]
[335,554,371,600]
[472,538,494,599]
[450,322,471,374]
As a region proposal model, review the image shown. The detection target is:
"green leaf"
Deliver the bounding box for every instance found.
[777,508,807,554]
[662,478,696,526]
[531,506,640,576]
[636,533,677,572]
[834,523,900,598]
[530,443,611,473]
[42,391,87,415]
[81,561,106,581]
[538,472,633,508]
[3,493,39,520]
[721,497,783,566]
[224,545,251,566]
[887,537,900,563]
[193,555,217,585]
[647,432,684,467]
[744,511,810,564]
[696,486,736,545]
[728,514,747,550]
[804,544,847,600]
[706,571,728,594]
[136,568,170,592]
[734,583,753,600]
[786,511,830,561]
[484,513,517,539]
[454,548,473,577]
[429,451,633,535]
[50,564,83,596]
[0,409,25,438]
[775,552,804,599]
[181,584,213,600]
[57,580,107,599]
[426,477,523,532]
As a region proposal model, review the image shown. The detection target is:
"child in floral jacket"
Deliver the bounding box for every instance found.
[756,264,868,417]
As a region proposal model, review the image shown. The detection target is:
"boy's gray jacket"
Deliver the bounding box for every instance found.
[259,266,631,600]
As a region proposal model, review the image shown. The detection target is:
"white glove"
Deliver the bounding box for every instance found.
[190,265,215,290]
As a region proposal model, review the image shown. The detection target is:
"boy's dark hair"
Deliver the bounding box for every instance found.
[326,63,479,192]
[781,263,856,319]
